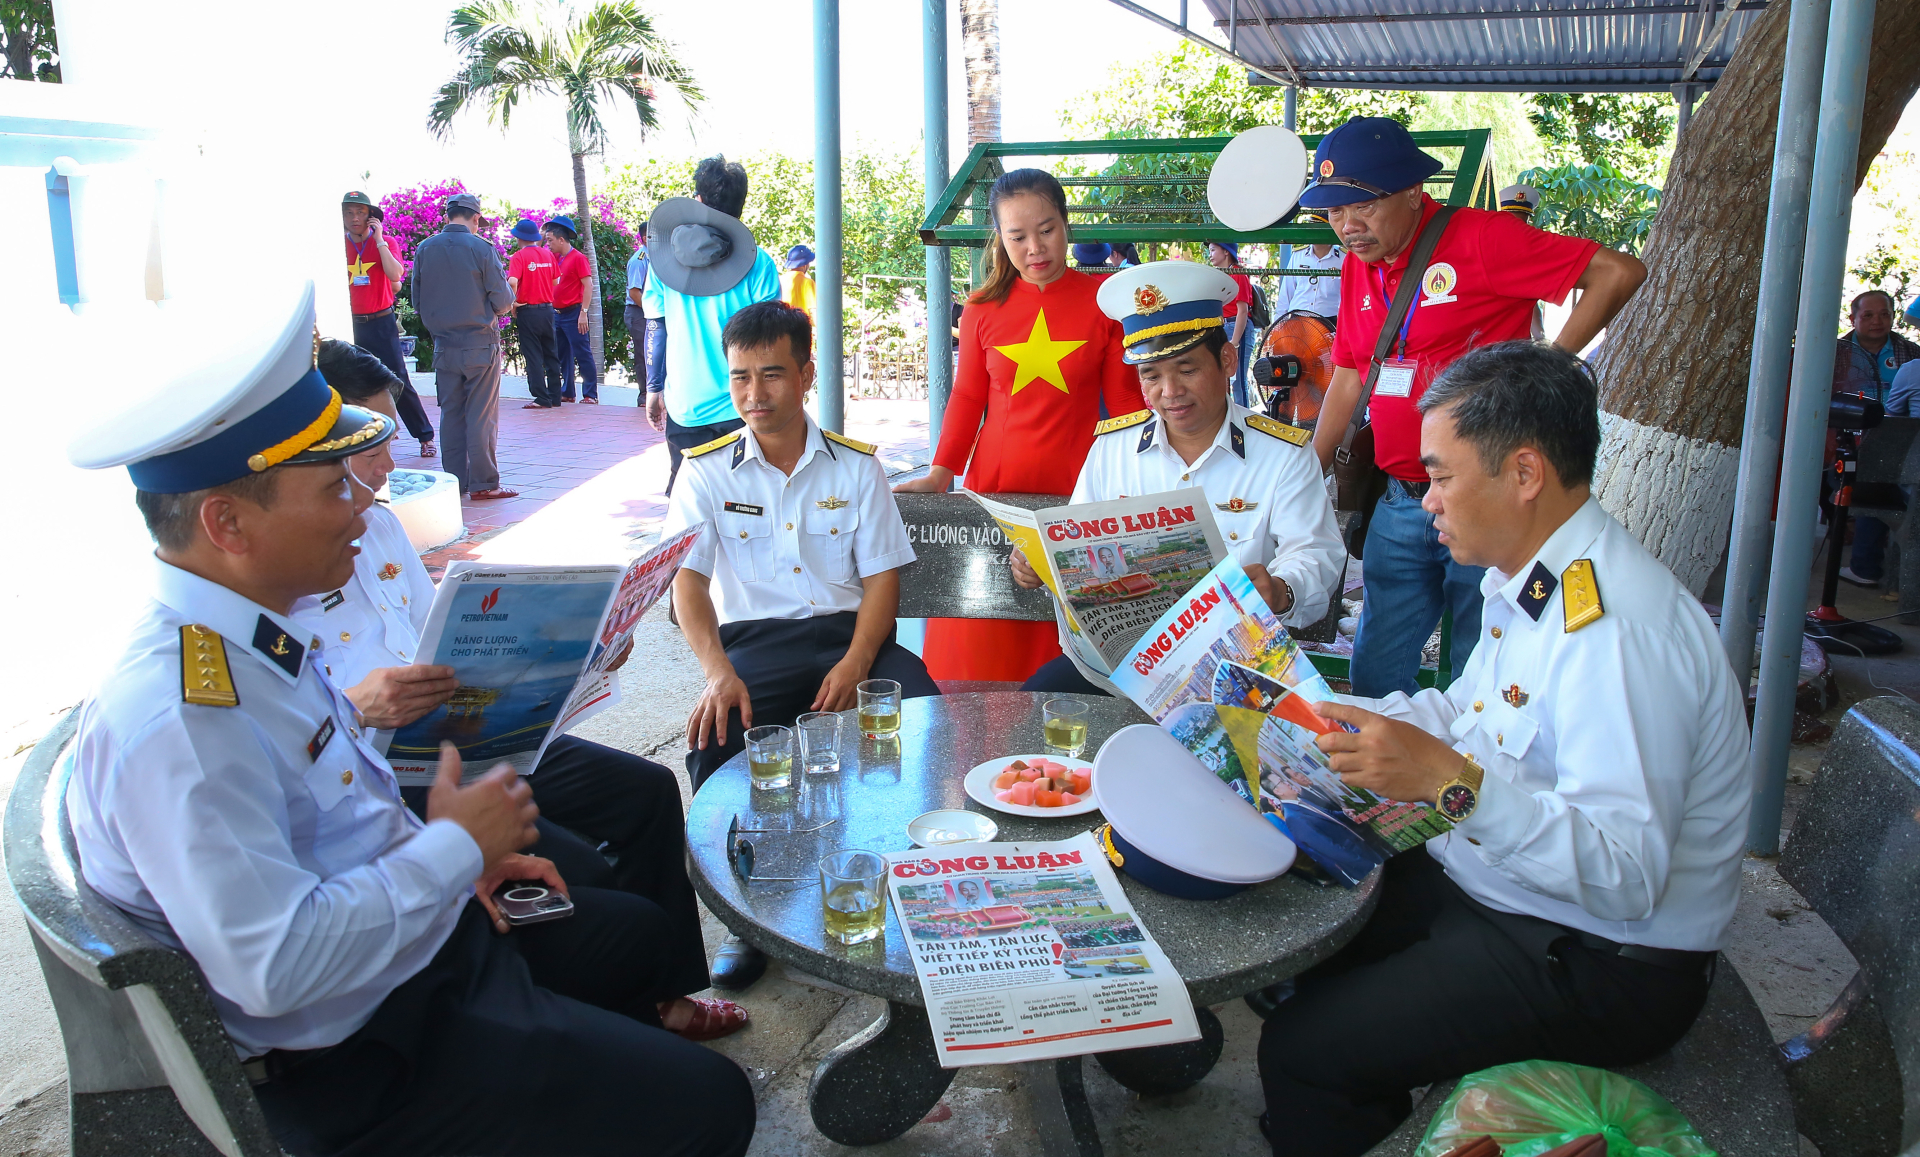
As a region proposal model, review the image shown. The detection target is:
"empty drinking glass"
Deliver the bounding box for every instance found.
[796,711,843,775]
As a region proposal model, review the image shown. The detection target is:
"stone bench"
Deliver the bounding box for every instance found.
[1778,694,1920,1155]
[3,711,285,1157]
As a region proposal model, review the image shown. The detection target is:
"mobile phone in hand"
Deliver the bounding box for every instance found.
[492,882,575,925]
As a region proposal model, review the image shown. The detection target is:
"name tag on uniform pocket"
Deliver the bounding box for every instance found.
[1374,358,1418,398]
[321,590,346,612]
[723,501,764,516]
[307,717,336,762]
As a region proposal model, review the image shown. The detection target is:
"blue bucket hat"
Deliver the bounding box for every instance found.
[544,215,578,240]
[510,218,541,242]
[785,244,815,270]
[1298,117,1444,209]
[1073,242,1112,266]
[1208,240,1240,262]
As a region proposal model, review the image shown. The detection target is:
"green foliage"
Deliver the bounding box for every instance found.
[1847,140,1920,321]
[428,0,702,151]
[1,0,59,81]
[602,147,928,310]
[1059,41,1424,139]
[1514,162,1662,254]
[1528,94,1673,186]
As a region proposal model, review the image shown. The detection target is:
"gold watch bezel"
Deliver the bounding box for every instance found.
[1435,753,1484,822]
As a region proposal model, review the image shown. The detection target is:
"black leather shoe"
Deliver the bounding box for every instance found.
[711,936,767,991]
[1243,979,1296,1021]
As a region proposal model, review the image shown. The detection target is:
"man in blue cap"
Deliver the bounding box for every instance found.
[506,217,564,409]
[63,284,756,1156]
[412,192,517,499]
[1302,117,1645,699]
[782,243,817,319]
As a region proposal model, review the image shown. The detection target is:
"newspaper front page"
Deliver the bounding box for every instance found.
[1108,557,1454,886]
[886,832,1200,1067]
[967,488,1227,684]
[378,527,702,783]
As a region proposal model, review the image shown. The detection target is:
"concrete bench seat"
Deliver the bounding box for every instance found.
[3,711,285,1157]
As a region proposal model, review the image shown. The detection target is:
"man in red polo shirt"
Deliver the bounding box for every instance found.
[546,216,598,403]
[1304,118,1645,697]
[343,191,435,457]
[507,218,564,409]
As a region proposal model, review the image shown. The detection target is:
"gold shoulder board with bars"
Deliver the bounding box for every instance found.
[1561,559,1604,633]
[1096,410,1153,436]
[824,430,877,455]
[180,625,239,707]
[684,430,744,460]
[1245,414,1311,446]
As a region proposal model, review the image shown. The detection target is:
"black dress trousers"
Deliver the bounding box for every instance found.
[350,311,435,443]
[254,895,754,1157]
[1257,851,1711,1157]
[688,612,942,790]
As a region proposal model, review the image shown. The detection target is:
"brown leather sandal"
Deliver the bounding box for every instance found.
[664,997,749,1041]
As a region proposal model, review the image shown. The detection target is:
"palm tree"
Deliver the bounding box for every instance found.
[960,0,1000,147]
[428,0,701,368]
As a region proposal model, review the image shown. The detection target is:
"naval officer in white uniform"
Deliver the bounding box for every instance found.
[64,285,753,1157]
[289,340,738,1038]
[1255,341,1752,1155]
[1013,260,1345,694]
[664,299,940,988]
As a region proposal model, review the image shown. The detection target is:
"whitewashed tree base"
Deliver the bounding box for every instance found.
[1593,412,1742,596]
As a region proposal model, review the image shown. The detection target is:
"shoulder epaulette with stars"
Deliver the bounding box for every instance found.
[179,625,239,707]
[684,430,744,459]
[1561,558,1604,632]
[824,430,877,455]
[1244,413,1312,446]
[1095,410,1153,436]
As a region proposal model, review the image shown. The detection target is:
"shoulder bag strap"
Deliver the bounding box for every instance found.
[1336,206,1459,463]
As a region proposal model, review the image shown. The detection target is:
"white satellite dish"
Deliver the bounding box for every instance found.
[1207,125,1310,233]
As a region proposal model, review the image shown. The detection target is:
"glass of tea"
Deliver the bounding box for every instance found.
[856,679,902,739]
[1043,697,1089,757]
[744,724,793,791]
[820,848,887,945]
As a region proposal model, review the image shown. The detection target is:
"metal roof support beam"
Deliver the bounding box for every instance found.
[1217,1,1765,25]
[1104,0,1304,88]
[815,0,845,434]
[1673,81,1698,135]
[1275,60,1733,73]
[1722,0,1829,723]
[1749,0,1876,855]
[923,0,952,458]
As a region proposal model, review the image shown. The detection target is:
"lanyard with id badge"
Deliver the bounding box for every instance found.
[1371,265,1421,398]
[348,237,376,287]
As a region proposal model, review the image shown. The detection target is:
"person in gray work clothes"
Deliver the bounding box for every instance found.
[411,192,518,500]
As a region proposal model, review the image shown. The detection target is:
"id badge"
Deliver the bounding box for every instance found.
[1375,357,1418,398]
[351,275,371,287]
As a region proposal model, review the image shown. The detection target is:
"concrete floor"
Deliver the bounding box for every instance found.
[1,513,1905,1153]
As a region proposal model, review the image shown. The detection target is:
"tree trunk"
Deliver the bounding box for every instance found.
[961,0,1000,147]
[571,149,606,372]
[1592,0,1920,593]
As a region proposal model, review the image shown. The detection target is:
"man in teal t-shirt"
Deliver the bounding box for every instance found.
[644,156,782,493]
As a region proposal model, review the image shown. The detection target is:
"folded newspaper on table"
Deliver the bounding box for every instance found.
[1108,558,1455,886]
[887,831,1200,1067]
[378,525,703,784]
[967,488,1227,694]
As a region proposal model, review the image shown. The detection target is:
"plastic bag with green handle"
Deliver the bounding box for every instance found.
[1415,1062,1716,1157]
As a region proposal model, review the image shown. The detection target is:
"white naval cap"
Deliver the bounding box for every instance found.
[1206,124,1310,233]
[1094,260,1240,365]
[67,281,393,493]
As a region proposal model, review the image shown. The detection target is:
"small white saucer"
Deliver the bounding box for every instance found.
[908,809,1000,847]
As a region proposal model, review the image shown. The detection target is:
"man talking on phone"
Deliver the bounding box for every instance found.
[1303,119,1645,699]
[65,286,753,1157]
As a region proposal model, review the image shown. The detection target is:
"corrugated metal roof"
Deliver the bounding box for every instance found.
[1199,0,1768,90]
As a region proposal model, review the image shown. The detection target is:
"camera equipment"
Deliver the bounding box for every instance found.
[491,883,576,925]
[1807,392,1901,656]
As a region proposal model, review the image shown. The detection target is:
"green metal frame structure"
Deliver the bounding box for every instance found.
[919,129,1492,690]
[919,129,1496,250]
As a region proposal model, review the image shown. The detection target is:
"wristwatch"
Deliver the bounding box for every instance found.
[1435,753,1485,822]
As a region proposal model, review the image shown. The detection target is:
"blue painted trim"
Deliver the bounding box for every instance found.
[44,167,80,306]
[0,116,158,168]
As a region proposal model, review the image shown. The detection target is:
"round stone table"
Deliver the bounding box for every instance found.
[686,692,1379,1151]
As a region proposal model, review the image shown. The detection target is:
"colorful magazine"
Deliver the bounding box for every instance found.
[1108,558,1454,886]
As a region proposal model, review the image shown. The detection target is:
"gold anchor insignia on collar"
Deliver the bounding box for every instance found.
[816,495,850,510]
[1529,578,1548,601]
[269,634,291,656]
[1215,497,1260,513]
[1502,683,1529,708]
[378,562,402,580]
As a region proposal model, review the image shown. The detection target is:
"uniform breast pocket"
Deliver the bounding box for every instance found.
[1216,509,1270,560]
[806,507,860,582]
[1451,700,1541,775]
[719,511,773,582]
